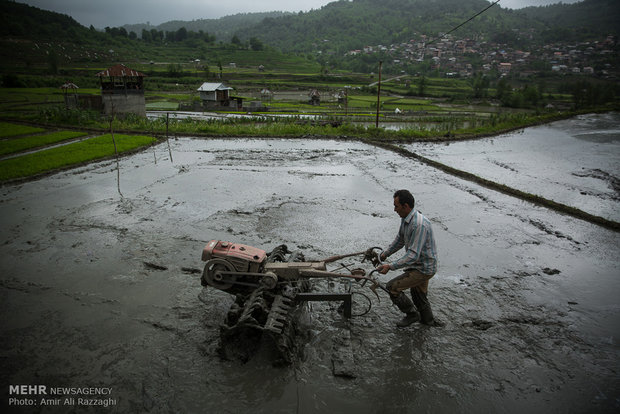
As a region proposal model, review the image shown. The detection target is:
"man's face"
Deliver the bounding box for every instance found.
[393,197,410,218]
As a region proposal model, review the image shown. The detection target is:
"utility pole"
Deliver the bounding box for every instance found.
[376,61,382,128]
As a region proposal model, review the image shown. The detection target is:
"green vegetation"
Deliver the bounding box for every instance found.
[0,133,156,181]
[0,121,45,137]
[238,0,617,54]
[0,130,88,156]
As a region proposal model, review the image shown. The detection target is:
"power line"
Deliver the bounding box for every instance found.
[424,0,501,47]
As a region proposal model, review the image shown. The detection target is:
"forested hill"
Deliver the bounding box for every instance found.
[0,0,90,39]
[122,12,290,44]
[1,0,617,52]
[519,0,619,41]
[240,0,517,52]
[234,0,618,53]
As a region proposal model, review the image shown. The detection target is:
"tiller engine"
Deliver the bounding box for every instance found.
[200,240,384,364]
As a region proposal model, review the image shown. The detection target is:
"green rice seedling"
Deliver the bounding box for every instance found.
[0,122,46,138]
[0,131,88,156]
[0,134,156,181]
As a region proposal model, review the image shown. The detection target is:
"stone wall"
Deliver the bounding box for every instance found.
[101,91,145,117]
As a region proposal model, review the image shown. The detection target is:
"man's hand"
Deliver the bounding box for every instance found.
[376,264,391,274]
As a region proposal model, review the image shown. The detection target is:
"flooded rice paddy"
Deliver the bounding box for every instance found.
[1,113,618,413]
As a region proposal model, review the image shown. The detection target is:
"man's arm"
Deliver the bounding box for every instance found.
[382,231,404,261]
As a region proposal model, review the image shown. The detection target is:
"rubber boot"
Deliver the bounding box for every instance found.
[411,289,437,326]
[391,292,420,327]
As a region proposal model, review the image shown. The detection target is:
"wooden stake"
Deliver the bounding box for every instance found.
[376,61,382,128]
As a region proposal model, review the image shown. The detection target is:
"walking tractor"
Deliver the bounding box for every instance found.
[200,240,387,363]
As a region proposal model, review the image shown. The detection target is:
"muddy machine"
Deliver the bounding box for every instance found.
[200,240,384,363]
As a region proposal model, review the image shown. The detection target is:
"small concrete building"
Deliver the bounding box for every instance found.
[96,64,146,117]
[197,82,241,110]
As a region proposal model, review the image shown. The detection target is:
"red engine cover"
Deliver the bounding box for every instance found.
[201,240,267,263]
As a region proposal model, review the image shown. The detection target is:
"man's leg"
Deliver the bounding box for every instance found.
[410,284,434,325]
[408,278,441,326]
[386,272,426,327]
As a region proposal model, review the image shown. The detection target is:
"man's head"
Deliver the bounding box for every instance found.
[393,189,415,218]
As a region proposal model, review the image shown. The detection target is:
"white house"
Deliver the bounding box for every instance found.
[197,82,233,102]
[197,82,241,110]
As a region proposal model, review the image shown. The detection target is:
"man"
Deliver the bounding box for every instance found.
[376,189,439,327]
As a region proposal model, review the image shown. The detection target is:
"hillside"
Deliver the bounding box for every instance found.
[234,0,617,53]
[0,0,318,80]
[0,0,617,83]
[239,0,519,53]
[123,12,291,44]
[0,0,91,39]
[519,0,620,42]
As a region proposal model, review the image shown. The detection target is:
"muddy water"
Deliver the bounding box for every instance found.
[1,115,619,413]
[405,112,620,222]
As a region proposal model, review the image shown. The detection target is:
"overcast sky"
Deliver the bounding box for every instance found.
[20,0,582,29]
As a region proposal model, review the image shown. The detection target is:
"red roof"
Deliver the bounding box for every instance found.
[96,64,146,77]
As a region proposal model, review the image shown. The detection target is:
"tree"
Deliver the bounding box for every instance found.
[47,50,59,74]
[249,37,264,51]
[231,35,241,46]
[471,73,490,99]
[522,84,541,107]
[141,29,152,42]
[417,75,427,96]
[495,77,510,100]
[175,27,188,42]
[150,29,162,42]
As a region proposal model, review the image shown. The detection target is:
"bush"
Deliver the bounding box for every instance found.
[2,74,25,88]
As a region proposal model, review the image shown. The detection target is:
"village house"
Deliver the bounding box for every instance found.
[96,64,146,117]
[498,62,512,74]
[197,82,242,110]
[342,31,616,81]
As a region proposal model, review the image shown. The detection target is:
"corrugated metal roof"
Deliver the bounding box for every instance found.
[197,82,233,92]
[96,64,146,77]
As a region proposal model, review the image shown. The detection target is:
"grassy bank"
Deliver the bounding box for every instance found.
[0,121,45,138]
[0,133,156,181]
[0,130,88,156]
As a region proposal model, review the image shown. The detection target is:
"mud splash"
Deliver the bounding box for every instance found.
[1,118,619,413]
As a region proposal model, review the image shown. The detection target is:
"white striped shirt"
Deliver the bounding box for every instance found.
[384,209,437,275]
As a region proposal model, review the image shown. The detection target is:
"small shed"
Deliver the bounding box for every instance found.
[309,89,321,106]
[96,64,147,116]
[60,82,79,109]
[260,88,273,101]
[335,90,347,104]
[197,82,241,110]
[197,82,233,102]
